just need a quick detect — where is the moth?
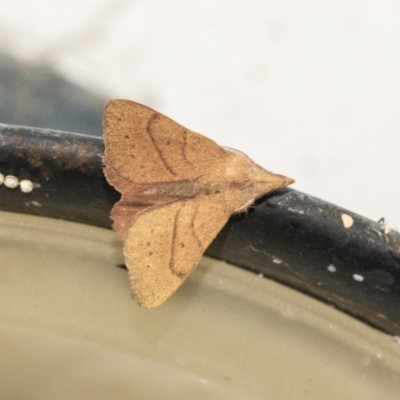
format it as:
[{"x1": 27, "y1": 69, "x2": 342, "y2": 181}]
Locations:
[{"x1": 103, "y1": 99, "x2": 294, "y2": 308}]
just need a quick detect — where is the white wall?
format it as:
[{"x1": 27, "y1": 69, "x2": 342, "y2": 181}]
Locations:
[{"x1": 1, "y1": 0, "x2": 399, "y2": 227}]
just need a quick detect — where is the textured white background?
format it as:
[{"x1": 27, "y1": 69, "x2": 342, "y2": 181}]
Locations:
[{"x1": 1, "y1": 1, "x2": 399, "y2": 227}]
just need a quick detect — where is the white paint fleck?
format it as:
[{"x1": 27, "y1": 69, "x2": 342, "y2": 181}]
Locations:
[
  {"x1": 20, "y1": 179, "x2": 34, "y2": 193},
  {"x1": 30, "y1": 201, "x2": 42, "y2": 207},
  {"x1": 0, "y1": 173, "x2": 4, "y2": 185},
  {"x1": 393, "y1": 336, "x2": 400, "y2": 344},
  {"x1": 327, "y1": 265, "x2": 336, "y2": 273},
  {"x1": 272, "y1": 257, "x2": 282, "y2": 264},
  {"x1": 371, "y1": 227, "x2": 382, "y2": 237},
  {"x1": 4, "y1": 175, "x2": 19, "y2": 189},
  {"x1": 378, "y1": 217, "x2": 397, "y2": 234},
  {"x1": 288, "y1": 207, "x2": 304, "y2": 214},
  {"x1": 353, "y1": 274, "x2": 364, "y2": 282},
  {"x1": 248, "y1": 245, "x2": 261, "y2": 252},
  {"x1": 317, "y1": 282, "x2": 322, "y2": 286},
  {"x1": 377, "y1": 353, "x2": 382, "y2": 359},
  {"x1": 341, "y1": 213, "x2": 354, "y2": 228},
  {"x1": 258, "y1": 273, "x2": 264, "y2": 278}
]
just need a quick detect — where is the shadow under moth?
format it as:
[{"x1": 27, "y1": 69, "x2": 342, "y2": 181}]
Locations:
[{"x1": 103, "y1": 99, "x2": 294, "y2": 308}]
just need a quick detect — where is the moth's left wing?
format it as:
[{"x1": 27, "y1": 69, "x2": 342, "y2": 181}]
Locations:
[{"x1": 124, "y1": 197, "x2": 231, "y2": 308}]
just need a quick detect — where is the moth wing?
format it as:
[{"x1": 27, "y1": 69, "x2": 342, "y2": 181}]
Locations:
[
  {"x1": 104, "y1": 158, "x2": 166, "y2": 241},
  {"x1": 103, "y1": 99, "x2": 226, "y2": 186},
  {"x1": 124, "y1": 197, "x2": 231, "y2": 308}
]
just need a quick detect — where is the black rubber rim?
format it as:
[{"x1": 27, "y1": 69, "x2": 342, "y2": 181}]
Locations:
[{"x1": 1, "y1": 123, "x2": 400, "y2": 335}]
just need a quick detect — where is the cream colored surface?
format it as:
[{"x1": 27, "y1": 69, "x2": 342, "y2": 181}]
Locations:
[{"x1": 1, "y1": 210, "x2": 400, "y2": 399}]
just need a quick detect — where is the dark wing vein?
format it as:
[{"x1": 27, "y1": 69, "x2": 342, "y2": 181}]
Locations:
[
  {"x1": 189, "y1": 203, "x2": 203, "y2": 249},
  {"x1": 146, "y1": 113, "x2": 178, "y2": 176},
  {"x1": 181, "y1": 130, "x2": 195, "y2": 170},
  {"x1": 169, "y1": 204, "x2": 184, "y2": 278},
  {"x1": 168, "y1": 201, "x2": 203, "y2": 278}
]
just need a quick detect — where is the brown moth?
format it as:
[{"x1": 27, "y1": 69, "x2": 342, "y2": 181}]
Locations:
[{"x1": 103, "y1": 99, "x2": 294, "y2": 308}]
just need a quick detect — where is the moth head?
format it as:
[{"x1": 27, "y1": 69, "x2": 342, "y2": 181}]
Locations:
[{"x1": 223, "y1": 148, "x2": 294, "y2": 211}]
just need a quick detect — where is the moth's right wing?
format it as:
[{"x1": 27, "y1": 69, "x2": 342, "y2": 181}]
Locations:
[{"x1": 123, "y1": 197, "x2": 231, "y2": 308}]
